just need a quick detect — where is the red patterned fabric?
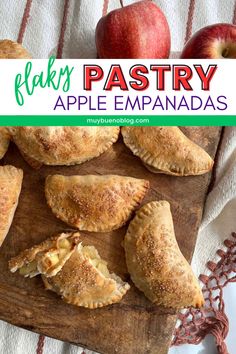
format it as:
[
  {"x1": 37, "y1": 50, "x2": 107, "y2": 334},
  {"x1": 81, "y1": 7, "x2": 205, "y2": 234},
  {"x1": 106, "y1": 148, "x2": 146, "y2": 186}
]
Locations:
[
  {"x1": 36, "y1": 335, "x2": 45, "y2": 354},
  {"x1": 56, "y1": 0, "x2": 71, "y2": 59},
  {"x1": 17, "y1": 0, "x2": 33, "y2": 44}
]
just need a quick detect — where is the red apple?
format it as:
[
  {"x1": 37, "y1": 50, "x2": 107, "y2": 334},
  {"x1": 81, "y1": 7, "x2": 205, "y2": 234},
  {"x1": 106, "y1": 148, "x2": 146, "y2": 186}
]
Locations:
[
  {"x1": 181, "y1": 23, "x2": 236, "y2": 59},
  {"x1": 95, "y1": 0, "x2": 171, "y2": 59}
]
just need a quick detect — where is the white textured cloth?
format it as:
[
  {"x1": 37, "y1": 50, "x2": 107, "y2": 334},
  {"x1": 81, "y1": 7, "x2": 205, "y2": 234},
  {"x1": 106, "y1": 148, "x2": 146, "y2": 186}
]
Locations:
[
  {"x1": 0, "y1": 0, "x2": 235, "y2": 57},
  {"x1": 0, "y1": 1, "x2": 235, "y2": 354},
  {"x1": 169, "y1": 127, "x2": 236, "y2": 354},
  {"x1": 192, "y1": 127, "x2": 236, "y2": 277}
]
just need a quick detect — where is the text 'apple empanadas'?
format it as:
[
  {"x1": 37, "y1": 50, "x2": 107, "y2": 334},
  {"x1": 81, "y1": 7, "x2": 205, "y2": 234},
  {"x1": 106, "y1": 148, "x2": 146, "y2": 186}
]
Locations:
[
  {"x1": 0, "y1": 127, "x2": 10, "y2": 159},
  {"x1": 9, "y1": 127, "x2": 120, "y2": 168},
  {"x1": 122, "y1": 127, "x2": 213, "y2": 176},
  {"x1": 9, "y1": 232, "x2": 130, "y2": 308},
  {"x1": 0, "y1": 165, "x2": 23, "y2": 247},
  {"x1": 124, "y1": 201, "x2": 204, "y2": 309},
  {"x1": 9, "y1": 232, "x2": 80, "y2": 277},
  {"x1": 45, "y1": 174, "x2": 149, "y2": 232},
  {"x1": 42, "y1": 242, "x2": 130, "y2": 309}
]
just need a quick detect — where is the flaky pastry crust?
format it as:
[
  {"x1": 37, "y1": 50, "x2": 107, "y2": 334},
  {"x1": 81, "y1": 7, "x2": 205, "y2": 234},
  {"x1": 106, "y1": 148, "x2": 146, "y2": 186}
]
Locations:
[
  {"x1": 9, "y1": 127, "x2": 120, "y2": 168},
  {"x1": 0, "y1": 165, "x2": 23, "y2": 247},
  {"x1": 0, "y1": 40, "x2": 31, "y2": 59},
  {"x1": 45, "y1": 174, "x2": 149, "y2": 232},
  {"x1": 0, "y1": 127, "x2": 10, "y2": 159},
  {"x1": 122, "y1": 127, "x2": 213, "y2": 176},
  {"x1": 42, "y1": 243, "x2": 130, "y2": 308}
]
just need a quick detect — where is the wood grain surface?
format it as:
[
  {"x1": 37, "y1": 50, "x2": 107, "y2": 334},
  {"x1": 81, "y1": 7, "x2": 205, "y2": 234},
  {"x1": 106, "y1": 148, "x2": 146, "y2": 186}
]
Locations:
[{"x1": 0, "y1": 127, "x2": 221, "y2": 354}]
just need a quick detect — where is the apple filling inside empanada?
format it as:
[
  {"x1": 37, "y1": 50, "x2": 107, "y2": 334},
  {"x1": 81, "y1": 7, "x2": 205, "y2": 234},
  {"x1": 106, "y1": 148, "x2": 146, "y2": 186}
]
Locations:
[
  {"x1": 19, "y1": 260, "x2": 38, "y2": 276},
  {"x1": 10, "y1": 232, "x2": 130, "y2": 309},
  {"x1": 80, "y1": 245, "x2": 111, "y2": 278},
  {"x1": 10, "y1": 232, "x2": 80, "y2": 278},
  {"x1": 19, "y1": 238, "x2": 74, "y2": 277}
]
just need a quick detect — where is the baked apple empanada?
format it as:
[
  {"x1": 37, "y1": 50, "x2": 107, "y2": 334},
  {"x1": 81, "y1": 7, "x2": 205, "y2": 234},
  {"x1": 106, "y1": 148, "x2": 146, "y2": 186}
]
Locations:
[
  {"x1": 45, "y1": 174, "x2": 149, "y2": 232},
  {"x1": 124, "y1": 201, "x2": 204, "y2": 309},
  {"x1": 42, "y1": 242, "x2": 130, "y2": 308},
  {"x1": 0, "y1": 40, "x2": 31, "y2": 59},
  {"x1": 121, "y1": 127, "x2": 213, "y2": 176},
  {"x1": 9, "y1": 127, "x2": 120, "y2": 168},
  {"x1": 0, "y1": 127, "x2": 10, "y2": 159},
  {"x1": 0, "y1": 165, "x2": 23, "y2": 247},
  {"x1": 9, "y1": 232, "x2": 80, "y2": 277}
]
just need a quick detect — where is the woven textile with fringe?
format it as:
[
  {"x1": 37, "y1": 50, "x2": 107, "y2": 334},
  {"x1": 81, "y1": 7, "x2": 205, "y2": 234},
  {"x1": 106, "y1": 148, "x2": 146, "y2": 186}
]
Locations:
[{"x1": 172, "y1": 233, "x2": 236, "y2": 354}]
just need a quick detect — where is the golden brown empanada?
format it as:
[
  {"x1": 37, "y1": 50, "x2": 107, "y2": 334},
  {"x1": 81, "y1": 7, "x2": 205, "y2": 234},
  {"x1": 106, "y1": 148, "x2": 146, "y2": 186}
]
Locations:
[
  {"x1": 0, "y1": 40, "x2": 31, "y2": 59},
  {"x1": 9, "y1": 232, "x2": 80, "y2": 278},
  {"x1": 9, "y1": 127, "x2": 120, "y2": 168},
  {"x1": 0, "y1": 127, "x2": 10, "y2": 159},
  {"x1": 124, "y1": 201, "x2": 204, "y2": 309},
  {"x1": 45, "y1": 174, "x2": 149, "y2": 232},
  {"x1": 121, "y1": 127, "x2": 213, "y2": 176},
  {"x1": 42, "y1": 242, "x2": 130, "y2": 308},
  {"x1": 0, "y1": 165, "x2": 23, "y2": 247}
]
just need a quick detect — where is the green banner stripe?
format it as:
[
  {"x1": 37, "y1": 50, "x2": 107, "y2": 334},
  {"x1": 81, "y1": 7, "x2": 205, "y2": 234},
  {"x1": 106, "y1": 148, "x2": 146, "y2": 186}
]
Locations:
[{"x1": 0, "y1": 115, "x2": 235, "y2": 126}]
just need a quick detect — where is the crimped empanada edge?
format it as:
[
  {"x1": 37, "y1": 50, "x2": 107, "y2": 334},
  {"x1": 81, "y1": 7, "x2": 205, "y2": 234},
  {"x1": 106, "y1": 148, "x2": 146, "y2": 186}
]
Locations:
[
  {"x1": 122, "y1": 129, "x2": 213, "y2": 176},
  {"x1": 42, "y1": 263, "x2": 130, "y2": 309},
  {"x1": 60, "y1": 281, "x2": 130, "y2": 309},
  {"x1": 45, "y1": 177, "x2": 150, "y2": 232},
  {"x1": 12, "y1": 127, "x2": 120, "y2": 166}
]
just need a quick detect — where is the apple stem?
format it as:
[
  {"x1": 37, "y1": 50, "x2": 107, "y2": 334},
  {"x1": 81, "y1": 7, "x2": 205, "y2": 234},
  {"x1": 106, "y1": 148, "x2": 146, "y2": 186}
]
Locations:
[
  {"x1": 120, "y1": 0, "x2": 124, "y2": 7},
  {"x1": 222, "y1": 48, "x2": 229, "y2": 58}
]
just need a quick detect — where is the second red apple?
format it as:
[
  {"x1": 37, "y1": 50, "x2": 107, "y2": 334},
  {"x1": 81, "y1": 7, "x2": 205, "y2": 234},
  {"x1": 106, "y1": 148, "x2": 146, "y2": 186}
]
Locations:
[{"x1": 181, "y1": 23, "x2": 236, "y2": 59}]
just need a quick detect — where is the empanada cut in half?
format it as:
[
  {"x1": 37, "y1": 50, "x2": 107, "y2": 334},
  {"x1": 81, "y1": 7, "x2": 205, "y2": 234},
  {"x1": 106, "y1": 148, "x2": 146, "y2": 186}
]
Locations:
[
  {"x1": 0, "y1": 127, "x2": 10, "y2": 159},
  {"x1": 124, "y1": 201, "x2": 204, "y2": 309},
  {"x1": 9, "y1": 232, "x2": 80, "y2": 277},
  {"x1": 45, "y1": 174, "x2": 149, "y2": 232},
  {"x1": 121, "y1": 127, "x2": 214, "y2": 176},
  {"x1": 0, "y1": 165, "x2": 23, "y2": 247},
  {"x1": 9, "y1": 127, "x2": 120, "y2": 168},
  {"x1": 42, "y1": 243, "x2": 130, "y2": 308}
]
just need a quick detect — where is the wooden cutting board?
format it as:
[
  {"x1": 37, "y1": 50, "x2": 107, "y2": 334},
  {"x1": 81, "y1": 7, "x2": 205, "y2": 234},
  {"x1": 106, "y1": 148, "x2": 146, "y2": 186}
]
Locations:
[{"x1": 0, "y1": 127, "x2": 221, "y2": 354}]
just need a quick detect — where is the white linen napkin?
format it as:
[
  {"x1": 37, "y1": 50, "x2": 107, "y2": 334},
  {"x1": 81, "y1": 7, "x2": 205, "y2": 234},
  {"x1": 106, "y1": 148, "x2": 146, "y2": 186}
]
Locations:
[{"x1": 192, "y1": 127, "x2": 236, "y2": 277}]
